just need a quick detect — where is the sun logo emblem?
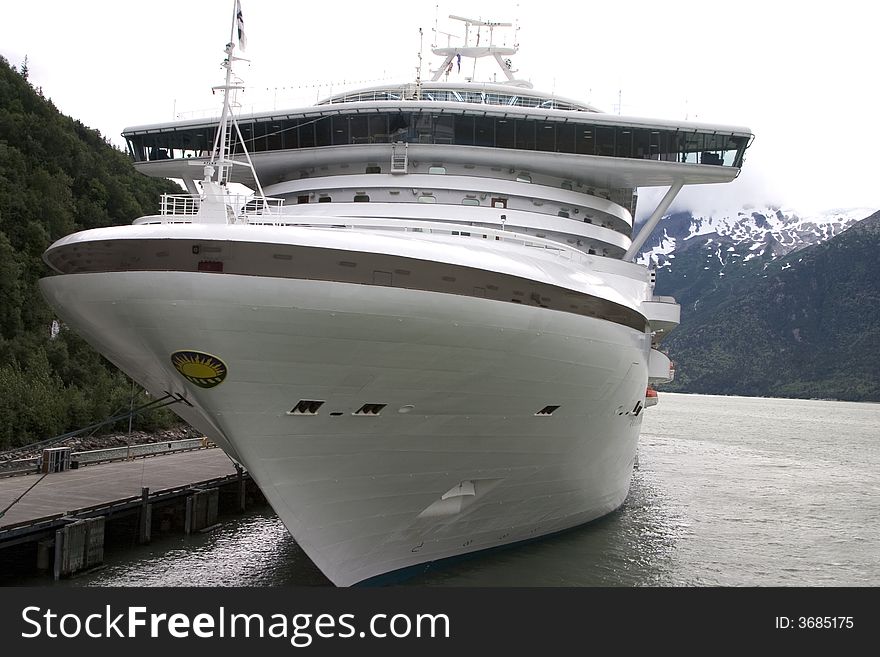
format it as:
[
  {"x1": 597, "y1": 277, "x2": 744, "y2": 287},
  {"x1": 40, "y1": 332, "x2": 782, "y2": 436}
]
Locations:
[{"x1": 170, "y1": 350, "x2": 228, "y2": 388}]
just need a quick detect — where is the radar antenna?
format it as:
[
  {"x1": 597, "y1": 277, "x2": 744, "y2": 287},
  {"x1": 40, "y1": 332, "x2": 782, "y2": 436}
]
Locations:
[{"x1": 430, "y1": 14, "x2": 531, "y2": 87}]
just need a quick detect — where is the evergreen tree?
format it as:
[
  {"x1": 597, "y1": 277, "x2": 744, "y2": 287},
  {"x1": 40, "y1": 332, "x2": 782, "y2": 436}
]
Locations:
[{"x1": 0, "y1": 55, "x2": 181, "y2": 448}]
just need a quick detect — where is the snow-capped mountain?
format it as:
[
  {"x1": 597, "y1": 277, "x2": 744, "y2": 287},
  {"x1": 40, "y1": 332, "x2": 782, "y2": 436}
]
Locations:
[
  {"x1": 636, "y1": 206, "x2": 877, "y2": 273},
  {"x1": 632, "y1": 205, "x2": 879, "y2": 320},
  {"x1": 651, "y1": 209, "x2": 880, "y2": 402}
]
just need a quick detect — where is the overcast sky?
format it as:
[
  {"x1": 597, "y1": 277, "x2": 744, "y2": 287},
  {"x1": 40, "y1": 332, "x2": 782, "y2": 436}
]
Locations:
[{"x1": 5, "y1": 0, "x2": 878, "y2": 218}]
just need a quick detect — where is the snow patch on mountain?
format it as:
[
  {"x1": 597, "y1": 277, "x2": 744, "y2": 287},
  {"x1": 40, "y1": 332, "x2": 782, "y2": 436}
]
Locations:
[{"x1": 637, "y1": 206, "x2": 878, "y2": 270}]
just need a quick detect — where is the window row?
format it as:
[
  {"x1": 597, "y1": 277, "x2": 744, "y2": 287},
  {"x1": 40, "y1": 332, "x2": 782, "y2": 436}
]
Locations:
[
  {"x1": 320, "y1": 87, "x2": 590, "y2": 112},
  {"x1": 291, "y1": 192, "x2": 621, "y2": 230},
  {"x1": 127, "y1": 113, "x2": 750, "y2": 167}
]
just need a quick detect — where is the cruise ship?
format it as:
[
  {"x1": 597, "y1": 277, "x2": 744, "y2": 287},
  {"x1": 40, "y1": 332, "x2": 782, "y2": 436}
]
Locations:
[{"x1": 39, "y1": 15, "x2": 752, "y2": 585}]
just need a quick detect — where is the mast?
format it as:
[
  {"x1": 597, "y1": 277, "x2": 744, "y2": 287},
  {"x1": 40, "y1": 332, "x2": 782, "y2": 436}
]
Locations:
[
  {"x1": 196, "y1": 1, "x2": 271, "y2": 223},
  {"x1": 210, "y1": 40, "x2": 245, "y2": 187}
]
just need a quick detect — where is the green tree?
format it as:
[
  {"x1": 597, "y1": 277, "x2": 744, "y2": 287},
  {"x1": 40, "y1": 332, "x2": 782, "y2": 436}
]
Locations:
[{"x1": 0, "y1": 55, "x2": 182, "y2": 449}]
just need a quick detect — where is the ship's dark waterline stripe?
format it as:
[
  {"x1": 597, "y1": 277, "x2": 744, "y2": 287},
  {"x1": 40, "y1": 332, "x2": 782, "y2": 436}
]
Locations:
[{"x1": 45, "y1": 238, "x2": 648, "y2": 332}]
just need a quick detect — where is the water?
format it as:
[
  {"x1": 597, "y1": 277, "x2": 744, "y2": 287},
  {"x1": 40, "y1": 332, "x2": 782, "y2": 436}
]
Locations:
[{"x1": 32, "y1": 394, "x2": 880, "y2": 586}]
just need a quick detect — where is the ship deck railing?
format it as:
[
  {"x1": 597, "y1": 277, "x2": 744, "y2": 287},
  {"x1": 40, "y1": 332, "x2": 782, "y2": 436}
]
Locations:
[
  {"x1": 159, "y1": 193, "x2": 285, "y2": 218},
  {"x1": 133, "y1": 213, "x2": 617, "y2": 266}
]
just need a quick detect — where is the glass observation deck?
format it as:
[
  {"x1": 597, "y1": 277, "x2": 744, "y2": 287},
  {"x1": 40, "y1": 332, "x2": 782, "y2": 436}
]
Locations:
[
  {"x1": 318, "y1": 86, "x2": 597, "y2": 112},
  {"x1": 125, "y1": 108, "x2": 750, "y2": 169}
]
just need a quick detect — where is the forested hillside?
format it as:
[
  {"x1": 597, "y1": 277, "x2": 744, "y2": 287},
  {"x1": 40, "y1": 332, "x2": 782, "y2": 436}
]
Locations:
[
  {"x1": 0, "y1": 56, "x2": 181, "y2": 449},
  {"x1": 656, "y1": 211, "x2": 880, "y2": 401}
]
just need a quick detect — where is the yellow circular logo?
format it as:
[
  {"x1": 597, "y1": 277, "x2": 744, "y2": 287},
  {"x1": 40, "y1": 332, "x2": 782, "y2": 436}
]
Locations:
[{"x1": 170, "y1": 351, "x2": 228, "y2": 388}]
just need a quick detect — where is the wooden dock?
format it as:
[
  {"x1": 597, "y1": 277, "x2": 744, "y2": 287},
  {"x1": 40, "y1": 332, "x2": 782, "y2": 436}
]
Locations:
[{"x1": 0, "y1": 447, "x2": 257, "y2": 579}]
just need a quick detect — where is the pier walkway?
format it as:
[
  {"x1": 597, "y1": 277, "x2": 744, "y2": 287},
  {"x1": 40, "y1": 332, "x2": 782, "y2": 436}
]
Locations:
[
  {"x1": 0, "y1": 447, "x2": 243, "y2": 548},
  {"x1": 0, "y1": 446, "x2": 259, "y2": 580}
]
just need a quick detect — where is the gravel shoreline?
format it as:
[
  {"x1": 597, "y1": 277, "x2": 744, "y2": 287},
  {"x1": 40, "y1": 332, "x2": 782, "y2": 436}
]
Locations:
[{"x1": 1, "y1": 425, "x2": 203, "y2": 463}]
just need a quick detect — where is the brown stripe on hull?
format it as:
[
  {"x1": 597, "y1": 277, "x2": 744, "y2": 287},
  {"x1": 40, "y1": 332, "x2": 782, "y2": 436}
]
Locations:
[{"x1": 45, "y1": 238, "x2": 648, "y2": 332}]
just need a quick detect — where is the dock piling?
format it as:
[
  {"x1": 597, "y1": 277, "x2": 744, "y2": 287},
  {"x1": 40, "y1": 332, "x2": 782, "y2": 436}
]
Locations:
[
  {"x1": 185, "y1": 487, "x2": 219, "y2": 533},
  {"x1": 85, "y1": 517, "x2": 105, "y2": 567},
  {"x1": 51, "y1": 517, "x2": 106, "y2": 578},
  {"x1": 36, "y1": 539, "x2": 52, "y2": 571},
  {"x1": 235, "y1": 463, "x2": 246, "y2": 512},
  {"x1": 139, "y1": 487, "x2": 151, "y2": 544},
  {"x1": 52, "y1": 529, "x2": 63, "y2": 580}
]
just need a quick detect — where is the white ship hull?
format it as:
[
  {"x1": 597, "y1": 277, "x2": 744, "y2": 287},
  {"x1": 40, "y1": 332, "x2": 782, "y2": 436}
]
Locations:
[
  {"x1": 33, "y1": 6, "x2": 748, "y2": 587},
  {"x1": 40, "y1": 265, "x2": 650, "y2": 586}
]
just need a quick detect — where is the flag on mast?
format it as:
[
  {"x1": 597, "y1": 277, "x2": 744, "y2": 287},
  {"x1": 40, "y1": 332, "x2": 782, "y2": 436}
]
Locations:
[{"x1": 235, "y1": 0, "x2": 247, "y2": 50}]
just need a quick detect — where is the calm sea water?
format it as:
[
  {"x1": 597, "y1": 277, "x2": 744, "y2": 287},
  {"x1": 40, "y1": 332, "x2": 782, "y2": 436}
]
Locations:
[{"x1": 37, "y1": 393, "x2": 880, "y2": 587}]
